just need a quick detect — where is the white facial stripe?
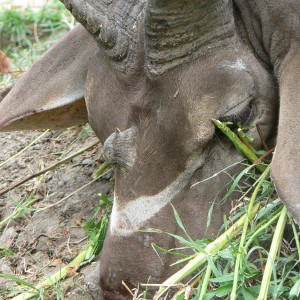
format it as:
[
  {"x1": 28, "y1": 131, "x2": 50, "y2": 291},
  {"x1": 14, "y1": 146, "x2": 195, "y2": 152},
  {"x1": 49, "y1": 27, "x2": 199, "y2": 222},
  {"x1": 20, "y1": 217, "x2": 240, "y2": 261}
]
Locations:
[{"x1": 110, "y1": 152, "x2": 206, "y2": 236}]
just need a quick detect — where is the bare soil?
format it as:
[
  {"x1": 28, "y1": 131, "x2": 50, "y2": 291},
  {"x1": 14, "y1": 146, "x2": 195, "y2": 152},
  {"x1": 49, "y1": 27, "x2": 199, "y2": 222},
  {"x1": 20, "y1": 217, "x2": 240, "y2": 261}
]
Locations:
[{"x1": 0, "y1": 126, "x2": 113, "y2": 299}]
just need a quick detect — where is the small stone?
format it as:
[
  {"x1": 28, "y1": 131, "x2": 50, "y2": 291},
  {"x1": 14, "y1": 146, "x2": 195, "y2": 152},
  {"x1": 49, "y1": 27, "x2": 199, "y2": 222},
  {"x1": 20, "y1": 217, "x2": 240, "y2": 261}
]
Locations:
[
  {"x1": 81, "y1": 159, "x2": 95, "y2": 166},
  {"x1": 72, "y1": 157, "x2": 83, "y2": 164},
  {"x1": 0, "y1": 259, "x2": 14, "y2": 287},
  {"x1": 0, "y1": 227, "x2": 17, "y2": 248}
]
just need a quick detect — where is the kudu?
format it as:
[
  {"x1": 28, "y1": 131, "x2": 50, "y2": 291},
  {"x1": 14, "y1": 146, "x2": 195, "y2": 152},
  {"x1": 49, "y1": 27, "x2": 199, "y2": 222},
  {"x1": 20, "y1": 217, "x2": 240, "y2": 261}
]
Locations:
[{"x1": 0, "y1": 0, "x2": 300, "y2": 299}]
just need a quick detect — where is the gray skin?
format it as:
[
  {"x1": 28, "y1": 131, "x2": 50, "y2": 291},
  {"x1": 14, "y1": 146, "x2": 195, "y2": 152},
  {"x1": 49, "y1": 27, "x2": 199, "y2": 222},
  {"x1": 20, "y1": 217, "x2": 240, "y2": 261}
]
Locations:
[{"x1": 0, "y1": 0, "x2": 299, "y2": 299}]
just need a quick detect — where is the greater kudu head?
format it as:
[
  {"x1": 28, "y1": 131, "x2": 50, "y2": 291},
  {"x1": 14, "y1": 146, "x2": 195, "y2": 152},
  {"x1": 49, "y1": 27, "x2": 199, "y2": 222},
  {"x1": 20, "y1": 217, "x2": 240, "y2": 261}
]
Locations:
[{"x1": 1, "y1": 0, "x2": 296, "y2": 299}]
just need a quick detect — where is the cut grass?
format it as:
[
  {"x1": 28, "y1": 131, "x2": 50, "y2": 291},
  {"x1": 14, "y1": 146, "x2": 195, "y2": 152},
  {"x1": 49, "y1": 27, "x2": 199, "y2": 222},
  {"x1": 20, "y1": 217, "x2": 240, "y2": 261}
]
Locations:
[
  {"x1": 1, "y1": 120, "x2": 299, "y2": 299},
  {"x1": 139, "y1": 121, "x2": 300, "y2": 300}
]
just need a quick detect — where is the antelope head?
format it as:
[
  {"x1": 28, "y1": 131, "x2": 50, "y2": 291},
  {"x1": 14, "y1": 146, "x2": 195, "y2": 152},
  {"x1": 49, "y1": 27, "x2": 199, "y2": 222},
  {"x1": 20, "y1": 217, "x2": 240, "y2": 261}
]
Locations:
[{"x1": 1, "y1": 0, "x2": 300, "y2": 299}]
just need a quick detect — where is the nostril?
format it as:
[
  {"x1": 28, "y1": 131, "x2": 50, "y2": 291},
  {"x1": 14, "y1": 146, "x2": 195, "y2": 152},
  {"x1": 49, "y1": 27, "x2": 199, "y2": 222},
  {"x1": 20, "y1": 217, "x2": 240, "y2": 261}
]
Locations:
[{"x1": 103, "y1": 126, "x2": 137, "y2": 170}]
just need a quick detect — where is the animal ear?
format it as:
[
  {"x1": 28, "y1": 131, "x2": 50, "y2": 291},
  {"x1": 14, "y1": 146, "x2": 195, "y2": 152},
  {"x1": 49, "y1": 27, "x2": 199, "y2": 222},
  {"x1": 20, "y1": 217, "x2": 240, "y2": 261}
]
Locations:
[
  {"x1": 271, "y1": 48, "x2": 300, "y2": 224},
  {"x1": 0, "y1": 25, "x2": 98, "y2": 131}
]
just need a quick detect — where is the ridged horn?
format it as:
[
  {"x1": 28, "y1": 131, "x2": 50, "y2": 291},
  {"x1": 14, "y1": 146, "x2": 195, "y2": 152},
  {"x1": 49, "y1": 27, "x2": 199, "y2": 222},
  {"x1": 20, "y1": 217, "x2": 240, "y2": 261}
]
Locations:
[
  {"x1": 60, "y1": 0, "x2": 146, "y2": 72},
  {"x1": 145, "y1": 0, "x2": 236, "y2": 75}
]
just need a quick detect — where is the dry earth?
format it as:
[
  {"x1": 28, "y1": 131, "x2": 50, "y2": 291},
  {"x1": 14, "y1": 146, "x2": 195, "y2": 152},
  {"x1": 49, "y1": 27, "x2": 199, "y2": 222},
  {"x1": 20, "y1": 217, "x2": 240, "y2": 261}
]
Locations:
[{"x1": 0, "y1": 126, "x2": 113, "y2": 299}]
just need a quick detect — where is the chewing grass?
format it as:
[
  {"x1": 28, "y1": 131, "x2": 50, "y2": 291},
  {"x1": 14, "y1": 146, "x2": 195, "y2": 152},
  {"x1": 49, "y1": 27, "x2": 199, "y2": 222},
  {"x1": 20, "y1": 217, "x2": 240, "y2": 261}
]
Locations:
[{"x1": 143, "y1": 121, "x2": 300, "y2": 300}]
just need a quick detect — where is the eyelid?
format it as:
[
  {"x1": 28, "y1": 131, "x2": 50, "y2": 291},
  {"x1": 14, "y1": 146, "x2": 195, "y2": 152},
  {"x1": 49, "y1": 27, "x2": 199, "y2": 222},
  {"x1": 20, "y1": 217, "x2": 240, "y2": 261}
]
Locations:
[{"x1": 219, "y1": 102, "x2": 253, "y2": 125}]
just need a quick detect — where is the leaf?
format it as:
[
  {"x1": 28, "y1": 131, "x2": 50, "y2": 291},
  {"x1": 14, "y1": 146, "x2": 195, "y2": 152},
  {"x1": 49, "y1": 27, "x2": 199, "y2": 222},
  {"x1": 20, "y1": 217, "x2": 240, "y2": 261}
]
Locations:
[
  {"x1": 210, "y1": 273, "x2": 234, "y2": 283},
  {"x1": 239, "y1": 286, "x2": 257, "y2": 300},
  {"x1": 0, "y1": 248, "x2": 15, "y2": 257},
  {"x1": 171, "y1": 204, "x2": 193, "y2": 242},
  {"x1": 223, "y1": 164, "x2": 254, "y2": 200},
  {"x1": 206, "y1": 200, "x2": 215, "y2": 228},
  {"x1": 206, "y1": 256, "x2": 221, "y2": 278},
  {"x1": 0, "y1": 273, "x2": 39, "y2": 291},
  {"x1": 289, "y1": 279, "x2": 300, "y2": 299},
  {"x1": 99, "y1": 194, "x2": 113, "y2": 207},
  {"x1": 203, "y1": 283, "x2": 233, "y2": 300}
]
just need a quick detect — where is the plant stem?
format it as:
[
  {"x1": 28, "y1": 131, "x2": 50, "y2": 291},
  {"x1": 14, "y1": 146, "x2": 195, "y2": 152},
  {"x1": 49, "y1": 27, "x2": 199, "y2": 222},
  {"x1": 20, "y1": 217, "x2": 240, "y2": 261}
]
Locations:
[
  {"x1": 154, "y1": 203, "x2": 260, "y2": 299},
  {"x1": 0, "y1": 140, "x2": 100, "y2": 196},
  {"x1": 230, "y1": 166, "x2": 270, "y2": 300},
  {"x1": 10, "y1": 212, "x2": 109, "y2": 300},
  {"x1": 11, "y1": 247, "x2": 89, "y2": 300},
  {"x1": 237, "y1": 128, "x2": 258, "y2": 154},
  {"x1": 257, "y1": 206, "x2": 288, "y2": 300},
  {"x1": 291, "y1": 218, "x2": 300, "y2": 261},
  {"x1": 212, "y1": 119, "x2": 265, "y2": 173},
  {"x1": 0, "y1": 195, "x2": 39, "y2": 229},
  {"x1": 94, "y1": 161, "x2": 110, "y2": 178},
  {"x1": 199, "y1": 265, "x2": 212, "y2": 300},
  {"x1": 244, "y1": 209, "x2": 282, "y2": 250}
]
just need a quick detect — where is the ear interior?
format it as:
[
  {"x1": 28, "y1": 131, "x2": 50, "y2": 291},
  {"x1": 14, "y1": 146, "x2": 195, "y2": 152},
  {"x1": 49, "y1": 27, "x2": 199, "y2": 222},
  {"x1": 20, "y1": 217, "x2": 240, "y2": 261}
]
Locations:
[
  {"x1": 0, "y1": 25, "x2": 98, "y2": 132},
  {"x1": 0, "y1": 98, "x2": 87, "y2": 131},
  {"x1": 271, "y1": 48, "x2": 300, "y2": 224}
]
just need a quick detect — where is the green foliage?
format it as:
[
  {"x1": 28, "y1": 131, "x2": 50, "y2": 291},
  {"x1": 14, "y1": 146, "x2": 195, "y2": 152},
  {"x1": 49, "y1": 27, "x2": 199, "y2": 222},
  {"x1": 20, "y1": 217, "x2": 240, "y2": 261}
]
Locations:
[
  {"x1": 0, "y1": 1, "x2": 73, "y2": 48},
  {"x1": 147, "y1": 121, "x2": 300, "y2": 300},
  {"x1": 82, "y1": 194, "x2": 112, "y2": 258},
  {"x1": 0, "y1": 1, "x2": 74, "y2": 87}
]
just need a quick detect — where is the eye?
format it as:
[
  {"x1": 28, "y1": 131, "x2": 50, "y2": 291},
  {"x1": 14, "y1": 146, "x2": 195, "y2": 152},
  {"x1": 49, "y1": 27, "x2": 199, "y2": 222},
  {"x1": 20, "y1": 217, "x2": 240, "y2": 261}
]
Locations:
[{"x1": 219, "y1": 102, "x2": 253, "y2": 126}]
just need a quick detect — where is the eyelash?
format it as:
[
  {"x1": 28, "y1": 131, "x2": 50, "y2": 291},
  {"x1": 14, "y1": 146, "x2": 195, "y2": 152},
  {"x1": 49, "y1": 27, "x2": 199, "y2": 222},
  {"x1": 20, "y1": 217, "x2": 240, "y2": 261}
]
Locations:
[{"x1": 219, "y1": 104, "x2": 253, "y2": 125}]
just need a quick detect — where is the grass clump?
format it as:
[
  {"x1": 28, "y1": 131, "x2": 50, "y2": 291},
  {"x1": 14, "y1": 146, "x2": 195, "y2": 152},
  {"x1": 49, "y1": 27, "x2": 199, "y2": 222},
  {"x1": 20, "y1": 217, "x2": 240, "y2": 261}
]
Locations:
[
  {"x1": 0, "y1": 0, "x2": 75, "y2": 87},
  {"x1": 141, "y1": 121, "x2": 300, "y2": 300},
  {"x1": 0, "y1": 1, "x2": 73, "y2": 49}
]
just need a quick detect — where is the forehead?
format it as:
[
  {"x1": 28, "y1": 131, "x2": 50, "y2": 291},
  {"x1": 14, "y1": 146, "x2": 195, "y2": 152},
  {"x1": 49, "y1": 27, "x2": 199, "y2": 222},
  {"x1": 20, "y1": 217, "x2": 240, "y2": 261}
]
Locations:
[{"x1": 136, "y1": 52, "x2": 256, "y2": 114}]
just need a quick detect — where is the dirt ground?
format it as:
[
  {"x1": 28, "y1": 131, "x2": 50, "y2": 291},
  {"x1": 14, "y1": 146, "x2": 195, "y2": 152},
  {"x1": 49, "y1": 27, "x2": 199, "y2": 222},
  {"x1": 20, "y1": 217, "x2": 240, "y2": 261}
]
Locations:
[{"x1": 0, "y1": 126, "x2": 113, "y2": 299}]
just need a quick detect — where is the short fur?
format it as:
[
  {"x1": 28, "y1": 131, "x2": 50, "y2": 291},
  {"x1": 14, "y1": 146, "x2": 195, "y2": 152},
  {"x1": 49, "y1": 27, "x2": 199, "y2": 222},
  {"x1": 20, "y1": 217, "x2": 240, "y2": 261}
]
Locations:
[{"x1": 0, "y1": 1, "x2": 299, "y2": 299}]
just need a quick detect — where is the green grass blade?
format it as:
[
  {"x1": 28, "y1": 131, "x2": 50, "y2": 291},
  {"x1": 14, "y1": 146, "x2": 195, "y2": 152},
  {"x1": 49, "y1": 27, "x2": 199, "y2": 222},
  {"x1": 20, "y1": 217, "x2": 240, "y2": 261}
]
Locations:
[
  {"x1": 212, "y1": 119, "x2": 265, "y2": 173},
  {"x1": 230, "y1": 166, "x2": 270, "y2": 300},
  {"x1": 0, "y1": 273, "x2": 38, "y2": 291},
  {"x1": 257, "y1": 206, "x2": 288, "y2": 300},
  {"x1": 154, "y1": 203, "x2": 260, "y2": 299}
]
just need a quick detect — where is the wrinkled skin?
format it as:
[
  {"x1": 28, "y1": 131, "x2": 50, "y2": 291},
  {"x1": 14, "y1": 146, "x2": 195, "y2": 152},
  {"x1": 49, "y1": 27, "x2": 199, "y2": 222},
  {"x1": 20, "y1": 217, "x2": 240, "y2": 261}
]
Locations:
[
  {"x1": 95, "y1": 47, "x2": 277, "y2": 298},
  {"x1": 0, "y1": 0, "x2": 300, "y2": 299}
]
